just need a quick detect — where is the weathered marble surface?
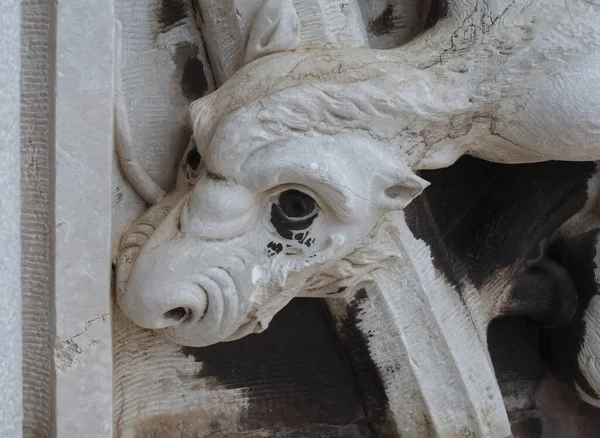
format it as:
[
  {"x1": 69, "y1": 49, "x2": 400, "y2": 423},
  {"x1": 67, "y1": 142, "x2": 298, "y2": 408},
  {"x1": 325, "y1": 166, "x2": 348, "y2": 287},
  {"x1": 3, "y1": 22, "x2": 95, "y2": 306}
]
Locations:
[
  {"x1": 1, "y1": 0, "x2": 22, "y2": 436},
  {"x1": 53, "y1": 0, "x2": 115, "y2": 436}
]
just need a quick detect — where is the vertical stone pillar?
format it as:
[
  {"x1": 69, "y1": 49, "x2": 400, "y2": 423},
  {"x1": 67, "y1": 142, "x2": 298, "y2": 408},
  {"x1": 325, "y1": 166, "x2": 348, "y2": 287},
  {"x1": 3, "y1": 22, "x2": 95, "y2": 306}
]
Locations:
[
  {"x1": 53, "y1": 1, "x2": 115, "y2": 436},
  {"x1": 0, "y1": 0, "x2": 23, "y2": 436}
]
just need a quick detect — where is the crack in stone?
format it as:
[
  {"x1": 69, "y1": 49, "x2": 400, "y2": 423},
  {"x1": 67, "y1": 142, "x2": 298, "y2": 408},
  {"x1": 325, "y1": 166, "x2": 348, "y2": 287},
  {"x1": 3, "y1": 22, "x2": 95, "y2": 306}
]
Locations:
[{"x1": 64, "y1": 313, "x2": 110, "y2": 342}]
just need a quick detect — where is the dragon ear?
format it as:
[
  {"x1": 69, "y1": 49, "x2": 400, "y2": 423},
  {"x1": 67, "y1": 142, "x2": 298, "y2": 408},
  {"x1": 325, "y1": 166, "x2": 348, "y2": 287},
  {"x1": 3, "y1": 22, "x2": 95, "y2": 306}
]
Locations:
[
  {"x1": 244, "y1": 0, "x2": 300, "y2": 64},
  {"x1": 377, "y1": 162, "x2": 430, "y2": 211}
]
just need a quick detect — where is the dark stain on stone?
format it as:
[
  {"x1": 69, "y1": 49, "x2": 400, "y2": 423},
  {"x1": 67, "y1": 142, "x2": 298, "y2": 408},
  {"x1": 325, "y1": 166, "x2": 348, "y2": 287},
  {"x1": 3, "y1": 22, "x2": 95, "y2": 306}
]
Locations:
[
  {"x1": 159, "y1": 0, "x2": 187, "y2": 30},
  {"x1": 404, "y1": 190, "x2": 463, "y2": 289},
  {"x1": 206, "y1": 171, "x2": 226, "y2": 182},
  {"x1": 367, "y1": 5, "x2": 396, "y2": 36},
  {"x1": 488, "y1": 317, "x2": 545, "y2": 431},
  {"x1": 182, "y1": 298, "x2": 380, "y2": 435},
  {"x1": 112, "y1": 185, "x2": 123, "y2": 206},
  {"x1": 510, "y1": 417, "x2": 543, "y2": 438},
  {"x1": 335, "y1": 289, "x2": 400, "y2": 437},
  {"x1": 172, "y1": 42, "x2": 210, "y2": 102},
  {"x1": 181, "y1": 57, "x2": 209, "y2": 101},
  {"x1": 326, "y1": 287, "x2": 348, "y2": 296},
  {"x1": 540, "y1": 230, "x2": 600, "y2": 400},
  {"x1": 405, "y1": 156, "x2": 594, "y2": 289},
  {"x1": 425, "y1": 0, "x2": 449, "y2": 29}
]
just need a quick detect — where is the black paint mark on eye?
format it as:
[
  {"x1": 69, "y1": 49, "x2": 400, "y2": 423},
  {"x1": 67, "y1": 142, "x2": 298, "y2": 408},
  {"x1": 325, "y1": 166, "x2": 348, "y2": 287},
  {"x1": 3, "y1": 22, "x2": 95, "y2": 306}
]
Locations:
[
  {"x1": 270, "y1": 204, "x2": 317, "y2": 240},
  {"x1": 305, "y1": 238, "x2": 313, "y2": 247},
  {"x1": 159, "y1": 0, "x2": 187, "y2": 29},
  {"x1": 186, "y1": 146, "x2": 201, "y2": 171},
  {"x1": 279, "y1": 190, "x2": 316, "y2": 218},
  {"x1": 267, "y1": 241, "x2": 283, "y2": 258}
]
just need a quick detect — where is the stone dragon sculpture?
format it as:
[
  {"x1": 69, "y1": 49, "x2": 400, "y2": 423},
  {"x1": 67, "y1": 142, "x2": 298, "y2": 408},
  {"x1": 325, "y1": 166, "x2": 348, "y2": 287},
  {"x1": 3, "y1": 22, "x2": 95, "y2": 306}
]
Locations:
[{"x1": 114, "y1": 0, "x2": 600, "y2": 425}]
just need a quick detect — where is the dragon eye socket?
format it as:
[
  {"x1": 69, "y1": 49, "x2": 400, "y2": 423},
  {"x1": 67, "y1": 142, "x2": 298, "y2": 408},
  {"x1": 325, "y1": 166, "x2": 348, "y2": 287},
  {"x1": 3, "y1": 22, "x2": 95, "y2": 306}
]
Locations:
[
  {"x1": 278, "y1": 190, "x2": 316, "y2": 218},
  {"x1": 186, "y1": 146, "x2": 201, "y2": 171}
]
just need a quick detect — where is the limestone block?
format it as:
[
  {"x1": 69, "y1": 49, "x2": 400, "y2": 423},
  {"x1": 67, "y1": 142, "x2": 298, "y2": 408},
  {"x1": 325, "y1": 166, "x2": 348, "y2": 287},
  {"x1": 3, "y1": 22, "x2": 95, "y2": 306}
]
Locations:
[{"x1": 53, "y1": 0, "x2": 115, "y2": 436}]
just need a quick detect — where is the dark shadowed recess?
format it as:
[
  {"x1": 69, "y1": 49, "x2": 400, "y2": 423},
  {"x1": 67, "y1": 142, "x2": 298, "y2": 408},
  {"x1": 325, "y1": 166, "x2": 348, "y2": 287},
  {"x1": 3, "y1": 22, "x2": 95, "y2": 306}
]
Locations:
[
  {"x1": 488, "y1": 316, "x2": 600, "y2": 438},
  {"x1": 181, "y1": 56, "x2": 208, "y2": 101},
  {"x1": 488, "y1": 317, "x2": 545, "y2": 438},
  {"x1": 367, "y1": 4, "x2": 396, "y2": 36},
  {"x1": 411, "y1": 156, "x2": 597, "y2": 436},
  {"x1": 405, "y1": 156, "x2": 594, "y2": 288},
  {"x1": 541, "y1": 231, "x2": 600, "y2": 400},
  {"x1": 157, "y1": 0, "x2": 211, "y2": 102},
  {"x1": 425, "y1": 0, "x2": 448, "y2": 29},
  {"x1": 159, "y1": 0, "x2": 187, "y2": 30},
  {"x1": 172, "y1": 42, "x2": 210, "y2": 101},
  {"x1": 182, "y1": 298, "x2": 394, "y2": 437},
  {"x1": 365, "y1": 0, "x2": 448, "y2": 37}
]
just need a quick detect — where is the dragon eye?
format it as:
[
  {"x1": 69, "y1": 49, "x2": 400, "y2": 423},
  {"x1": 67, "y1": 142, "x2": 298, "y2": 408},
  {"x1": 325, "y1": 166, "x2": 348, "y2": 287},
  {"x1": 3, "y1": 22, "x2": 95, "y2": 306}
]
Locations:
[
  {"x1": 278, "y1": 190, "x2": 316, "y2": 218},
  {"x1": 186, "y1": 147, "x2": 201, "y2": 171}
]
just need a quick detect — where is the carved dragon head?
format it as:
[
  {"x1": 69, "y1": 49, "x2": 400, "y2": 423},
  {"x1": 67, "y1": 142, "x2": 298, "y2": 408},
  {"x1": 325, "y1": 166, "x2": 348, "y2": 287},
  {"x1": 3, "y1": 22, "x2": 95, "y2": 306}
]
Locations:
[
  {"x1": 113, "y1": 0, "x2": 600, "y2": 418},
  {"x1": 115, "y1": 69, "x2": 431, "y2": 346}
]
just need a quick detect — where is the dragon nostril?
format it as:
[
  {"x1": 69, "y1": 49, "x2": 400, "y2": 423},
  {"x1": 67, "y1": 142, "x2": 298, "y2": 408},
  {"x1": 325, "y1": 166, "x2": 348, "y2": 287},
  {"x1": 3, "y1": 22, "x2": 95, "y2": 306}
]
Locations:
[{"x1": 163, "y1": 307, "x2": 190, "y2": 323}]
